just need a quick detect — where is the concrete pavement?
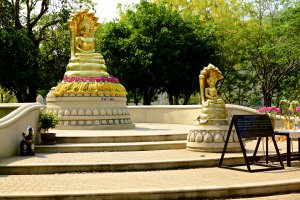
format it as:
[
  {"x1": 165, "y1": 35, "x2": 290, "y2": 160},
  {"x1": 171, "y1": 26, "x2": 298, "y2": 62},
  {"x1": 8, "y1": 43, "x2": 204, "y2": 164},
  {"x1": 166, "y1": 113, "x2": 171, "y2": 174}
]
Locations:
[
  {"x1": 0, "y1": 123, "x2": 300, "y2": 199},
  {"x1": 1, "y1": 163, "x2": 300, "y2": 199}
]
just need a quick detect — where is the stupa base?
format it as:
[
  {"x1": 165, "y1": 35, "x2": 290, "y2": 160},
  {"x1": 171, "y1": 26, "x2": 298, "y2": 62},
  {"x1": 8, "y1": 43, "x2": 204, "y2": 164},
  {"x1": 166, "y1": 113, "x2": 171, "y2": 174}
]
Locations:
[
  {"x1": 46, "y1": 88, "x2": 135, "y2": 130},
  {"x1": 186, "y1": 125, "x2": 241, "y2": 153}
]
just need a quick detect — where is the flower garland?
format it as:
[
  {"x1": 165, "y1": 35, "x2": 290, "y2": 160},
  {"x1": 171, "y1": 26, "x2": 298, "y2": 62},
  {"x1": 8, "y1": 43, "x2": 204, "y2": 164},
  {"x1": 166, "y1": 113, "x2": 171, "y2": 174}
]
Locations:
[{"x1": 63, "y1": 76, "x2": 119, "y2": 83}]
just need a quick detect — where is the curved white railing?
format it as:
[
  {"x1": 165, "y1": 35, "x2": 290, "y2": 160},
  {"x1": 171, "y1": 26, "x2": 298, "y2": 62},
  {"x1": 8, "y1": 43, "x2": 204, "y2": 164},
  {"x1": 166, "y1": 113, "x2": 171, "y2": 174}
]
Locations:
[{"x1": 0, "y1": 103, "x2": 43, "y2": 158}]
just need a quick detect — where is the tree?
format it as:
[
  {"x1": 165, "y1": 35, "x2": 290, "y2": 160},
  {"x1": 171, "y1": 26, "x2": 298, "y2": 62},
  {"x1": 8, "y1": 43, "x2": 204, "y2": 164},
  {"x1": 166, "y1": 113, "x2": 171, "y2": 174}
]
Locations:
[
  {"x1": 154, "y1": 0, "x2": 300, "y2": 107},
  {"x1": 97, "y1": 20, "x2": 153, "y2": 105},
  {"x1": 272, "y1": 1, "x2": 300, "y2": 104},
  {"x1": 39, "y1": 19, "x2": 71, "y2": 96},
  {"x1": 0, "y1": 0, "x2": 94, "y2": 102},
  {"x1": 158, "y1": 16, "x2": 216, "y2": 105},
  {"x1": 98, "y1": 0, "x2": 216, "y2": 105},
  {"x1": 0, "y1": 29, "x2": 39, "y2": 102},
  {"x1": 237, "y1": 0, "x2": 300, "y2": 106},
  {"x1": 154, "y1": 0, "x2": 259, "y2": 106}
]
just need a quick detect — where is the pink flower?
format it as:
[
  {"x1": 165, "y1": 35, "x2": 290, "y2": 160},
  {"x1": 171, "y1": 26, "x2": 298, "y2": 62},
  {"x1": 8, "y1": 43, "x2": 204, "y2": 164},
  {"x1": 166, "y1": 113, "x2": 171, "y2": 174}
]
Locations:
[
  {"x1": 95, "y1": 77, "x2": 102, "y2": 82},
  {"x1": 87, "y1": 76, "x2": 94, "y2": 82},
  {"x1": 258, "y1": 107, "x2": 268, "y2": 113},
  {"x1": 258, "y1": 106, "x2": 280, "y2": 117},
  {"x1": 111, "y1": 77, "x2": 119, "y2": 83}
]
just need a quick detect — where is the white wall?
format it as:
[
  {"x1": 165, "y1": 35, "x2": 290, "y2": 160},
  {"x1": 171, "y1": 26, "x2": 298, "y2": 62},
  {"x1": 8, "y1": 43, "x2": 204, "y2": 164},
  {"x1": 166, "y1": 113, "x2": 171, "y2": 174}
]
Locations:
[
  {"x1": 128, "y1": 104, "x2": 258, "y2": 125},
  {"x1": 128, "y1": 105, "x2": 202, "y2": 125}
]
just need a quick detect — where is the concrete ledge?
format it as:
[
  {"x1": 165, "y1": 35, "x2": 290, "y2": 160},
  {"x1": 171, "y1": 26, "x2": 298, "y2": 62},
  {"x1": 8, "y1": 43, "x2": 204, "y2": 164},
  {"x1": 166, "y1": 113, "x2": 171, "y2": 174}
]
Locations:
[
  {"x1": 35, "y1": 141, "x2": 187, "y2": 153},
  {"x1": 128, "y1": 105, "x2": 202, "y2": 125},
  {"x1": 56, "y1": 133, "x2": 187, "y2": 143},
  {"x1": 128, "y1": 104, "x2": 258, "y2": 125},
  {"x1": 56, "y1": 123, "x2": 135, "y2": 130}
]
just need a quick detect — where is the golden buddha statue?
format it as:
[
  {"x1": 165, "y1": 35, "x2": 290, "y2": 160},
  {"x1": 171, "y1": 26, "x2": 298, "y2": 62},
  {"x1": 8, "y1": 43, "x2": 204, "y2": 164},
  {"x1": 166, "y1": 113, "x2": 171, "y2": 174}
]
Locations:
[
  {"x1": 64, "y1": 11, "x2": 109, "y2": 78},
  {"x1": 199, "y1": 64, "x2": 227, "y2": 125},
  {"x1": 46, "y1": 9, "x2": 134, "y2": 131},
  {"x1": 52, "y1": 9, "x2": 127, "y2": 97},
  {"x1": 75, "y1": 18, "x2": 95, "y2": 53},
  {"x1": 203, "y1": 68, "x2": 224, "y2": 105}
]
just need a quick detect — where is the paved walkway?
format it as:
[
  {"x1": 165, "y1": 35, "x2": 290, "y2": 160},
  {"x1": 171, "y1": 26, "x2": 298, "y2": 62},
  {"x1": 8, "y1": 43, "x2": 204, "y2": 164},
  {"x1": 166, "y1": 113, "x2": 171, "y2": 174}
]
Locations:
[
  {"x1": 1, "y1": 146, "x2": 300, "y2": 199},
  {"x1": 0, "y1": 123, "x2": 299, "y2": 199},
  {"x1": 1, "y1": 163, "x2": 300, "y2": 198},
  {"x1": 0, "y1": 149, "x2": 221, "y2": 165}
]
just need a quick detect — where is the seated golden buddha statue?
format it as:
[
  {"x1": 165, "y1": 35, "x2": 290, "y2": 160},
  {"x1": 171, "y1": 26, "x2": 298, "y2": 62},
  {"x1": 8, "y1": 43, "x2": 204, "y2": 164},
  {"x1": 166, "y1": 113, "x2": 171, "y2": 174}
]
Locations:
[
  {"x1": 52, "y1": 10, "x2": 127, "y2": 97},
  {"x1": 76, "y1": 24, "x2": 95, "y2": 53},
  {"x1": 199, "y1": 64, "x2": 227, "y2": 125},
  {"x1": 64, "y1": 12, "x2": 109, "y2": 78},
  {"x1": 204, "y1": 70, "x2": 224, "y2": 105}
]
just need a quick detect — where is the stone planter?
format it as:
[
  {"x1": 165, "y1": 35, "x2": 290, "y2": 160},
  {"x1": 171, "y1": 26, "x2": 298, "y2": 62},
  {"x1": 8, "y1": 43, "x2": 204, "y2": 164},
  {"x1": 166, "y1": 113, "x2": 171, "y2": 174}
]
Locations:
[{"x1": 40, "y1": 133, "x2": 56, "y2": 145}]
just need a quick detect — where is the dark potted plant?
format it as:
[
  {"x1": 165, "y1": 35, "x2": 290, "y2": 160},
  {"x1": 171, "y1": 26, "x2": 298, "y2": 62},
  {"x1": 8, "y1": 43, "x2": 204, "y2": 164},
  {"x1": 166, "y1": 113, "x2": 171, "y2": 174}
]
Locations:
[{"x1": 38, "y1": 111, "x2": 59, "y2": 145}]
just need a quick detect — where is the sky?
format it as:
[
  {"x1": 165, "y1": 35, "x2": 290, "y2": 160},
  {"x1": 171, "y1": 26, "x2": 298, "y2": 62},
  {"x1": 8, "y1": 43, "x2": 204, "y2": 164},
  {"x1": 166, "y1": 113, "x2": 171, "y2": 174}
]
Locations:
[{"x1": 94, "y1": 0, "x2": 140, "y2": 22}]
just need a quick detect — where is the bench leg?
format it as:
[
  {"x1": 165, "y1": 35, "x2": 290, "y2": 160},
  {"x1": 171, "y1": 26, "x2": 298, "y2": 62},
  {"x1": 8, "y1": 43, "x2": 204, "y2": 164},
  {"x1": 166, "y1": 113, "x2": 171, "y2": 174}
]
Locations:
[
  {"x1": 287, "y1": 136, "x2": 291, "y2": 167},
  {"x1": 298, "y1": 138, "x2": 300, "y2": 161}
]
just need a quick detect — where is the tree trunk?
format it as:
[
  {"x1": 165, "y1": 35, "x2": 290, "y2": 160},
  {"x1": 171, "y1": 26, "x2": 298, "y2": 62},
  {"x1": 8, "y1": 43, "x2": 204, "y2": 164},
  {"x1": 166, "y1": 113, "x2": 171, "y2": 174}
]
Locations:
[
  {"x1": 183, "y1": 94, "x2": 190, "y2": 105},
  {"x1": 143, "y1": 91, "x2": 151, "y2": 105},
  {"x1": 27, "y1": 85, "x2": 37, "y2": 102},
  {"x1": 174, "y1": 96, "x2": 179, "y2": 105},
  {"x1": 134, "y1": 99, "x2": 139, "y2": 105},
  {"x1": 262, "y1": 84, "x2": 272, "y2": 107},
  {"x1": 264, "y1": 93, "x2": 272, "y2": 107},
  {"x1": 167, "y1": 93, "x2": 173, "y2": 105},
  {"x1": 133, "y1": 91, "x2": 139, "y2": 105},
  {"x1": 14, "y1": 90, "x2": 26, "y2": 103}
]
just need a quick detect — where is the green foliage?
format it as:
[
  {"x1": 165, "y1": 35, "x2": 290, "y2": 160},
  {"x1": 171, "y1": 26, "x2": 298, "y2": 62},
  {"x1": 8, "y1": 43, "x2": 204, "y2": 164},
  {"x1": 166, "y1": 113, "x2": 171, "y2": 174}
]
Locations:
[
  {"x1": 1, "y1": 0, "x2": 298, "y2": 106},
  {"x1": 0, "y1": 29, "x2": 40, "y2": 102},
  {"x1": 155, "y1": 0, "x2": 256, "y2": 105},
  {"x1": 0, "y1": 87, "x2": 17, "y2": 103},
  {"x1": 155, "y1": 0, "x2": 300, "y2": 107},
  {"x1": 38, "y1": 111, "x2": 59, "y2": 133},
  {"x1": 0, "y1": 0, "x2": 94, "y2": 102},
  {"x1": 0, "y1": 0, "x2": 14, "y2": 29},
  {"x1": 236, "y1": 0, "x2": 300, "y2": 106},
  {"x1": 39, "y1": 22, "x2": 70, "y2": 90},
  {"x1": 97, "y1": 0, "x2": 216, "y2": 105},
  {"x1": 273, "y1": 1, "x2": 300, "y2": 103},
  {"x1": 219, "y1": 65, "x2": 260, "y2": 106}
]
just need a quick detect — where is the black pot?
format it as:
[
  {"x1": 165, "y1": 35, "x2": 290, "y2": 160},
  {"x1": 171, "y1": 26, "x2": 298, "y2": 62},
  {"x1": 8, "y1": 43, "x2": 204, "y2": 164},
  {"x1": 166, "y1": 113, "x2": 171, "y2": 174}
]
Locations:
[{"x1": 41, "y1": 133, "x2": 56, "y2": 145}]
